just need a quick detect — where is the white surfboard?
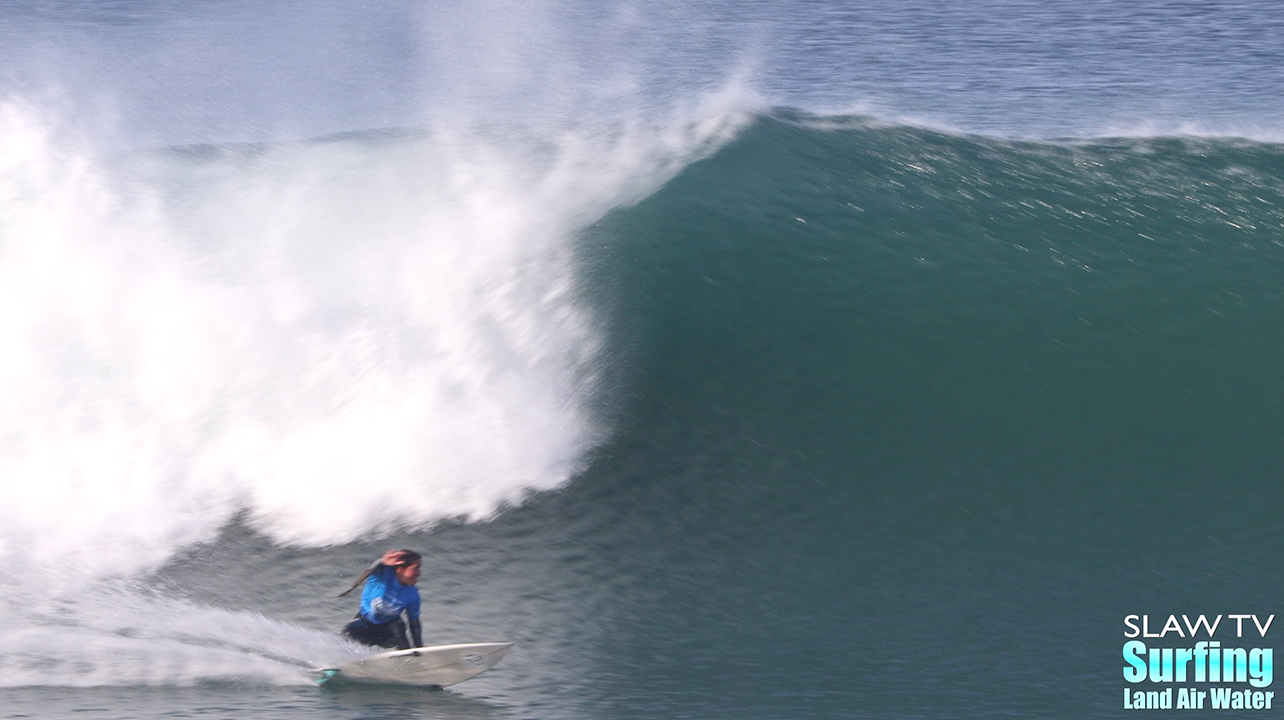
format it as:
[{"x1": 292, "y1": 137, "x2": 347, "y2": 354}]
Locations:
[{"x1": 316, "y1": 642, "x2": 514, "y2": 687}]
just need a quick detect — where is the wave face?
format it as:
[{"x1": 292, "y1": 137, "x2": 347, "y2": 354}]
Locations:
[
  {"x1": 594, "y1": 115, "x2": 1284, "y2": 482},
  {"x1": 557, "y1": 116, "x2": 1284, "y2": 718}
]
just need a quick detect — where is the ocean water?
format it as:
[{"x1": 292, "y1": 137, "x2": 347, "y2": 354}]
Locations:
[{"x1": 2, "y1": 2, "x2": 1284, "y2": 718}]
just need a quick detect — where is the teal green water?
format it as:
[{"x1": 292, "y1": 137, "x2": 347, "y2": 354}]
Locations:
[
  {"x1": 565, "y1": 115, "x2": 1284, "y2": 716},
  {"x1": 595, "y1": 116, "x2": 1284, "y2": 481}
]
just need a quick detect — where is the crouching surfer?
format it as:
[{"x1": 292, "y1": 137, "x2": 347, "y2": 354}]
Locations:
[{"x1": 338, "y1": 549, "x2": 423, "y2": 650}]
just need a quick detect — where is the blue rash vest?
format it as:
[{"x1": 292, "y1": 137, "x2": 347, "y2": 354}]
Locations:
[{"x1": 359, "y1": 565, "x2": 421, "y2": 625}]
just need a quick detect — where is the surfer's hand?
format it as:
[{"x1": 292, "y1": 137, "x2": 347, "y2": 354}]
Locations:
[{"x1": 380, "y1": 549, "x2": 407, "y2": 566}]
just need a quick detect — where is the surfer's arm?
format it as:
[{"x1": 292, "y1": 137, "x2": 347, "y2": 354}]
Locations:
[
  {"x1": 406, "y1": 591, "x2": 423, "y2": 646},
  {"x1": 408, "y1": 616, "x2": 423, "y2": 647}
]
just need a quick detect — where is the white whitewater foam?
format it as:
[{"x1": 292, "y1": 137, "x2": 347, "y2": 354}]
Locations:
[
  {"x1": 0, "y1": 91, "x2": 753, "y2": 587},
  {"x1": 0, "y1": 88, "x2": 753, "y2": 687}
]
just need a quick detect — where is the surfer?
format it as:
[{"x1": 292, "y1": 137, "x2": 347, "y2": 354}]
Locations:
[{"x1": 338, "y1": 549, "x2": 423, "y2": 650}]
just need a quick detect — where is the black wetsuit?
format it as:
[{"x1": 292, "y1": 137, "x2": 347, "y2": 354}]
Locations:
[{"x1": 342, "y1": 614, "x2": 421, "y2": 649}]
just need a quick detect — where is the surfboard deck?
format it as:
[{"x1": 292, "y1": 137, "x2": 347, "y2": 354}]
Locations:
[{"x1": 314, "y1": 642, "x2": 514, "y2": 687}]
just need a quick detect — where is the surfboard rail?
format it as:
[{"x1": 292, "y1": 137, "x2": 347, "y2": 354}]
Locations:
[{"x1": 315, "y1": 642, "x2": 514, "y2": 687}]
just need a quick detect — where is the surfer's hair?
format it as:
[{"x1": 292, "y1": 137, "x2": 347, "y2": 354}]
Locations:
[
  {"x1": 393, "y1": 549, "x2": 421, "y2": 566},
  {"x1": 336, "y1": 549, "x2": 422, "y2": 598}
]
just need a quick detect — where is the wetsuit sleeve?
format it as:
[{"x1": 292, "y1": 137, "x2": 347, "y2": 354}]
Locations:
[{"x1": 409, "y1": 617, "x2": 423, "y2": 648}]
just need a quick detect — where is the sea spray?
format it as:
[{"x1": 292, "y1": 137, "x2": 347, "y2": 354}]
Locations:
[
  {"x1": 0, "y1": 581, "x2": 354, "y2": 687},
  {"x1": 0, "y1": 94, "x2": 751, "y2": 579}
]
